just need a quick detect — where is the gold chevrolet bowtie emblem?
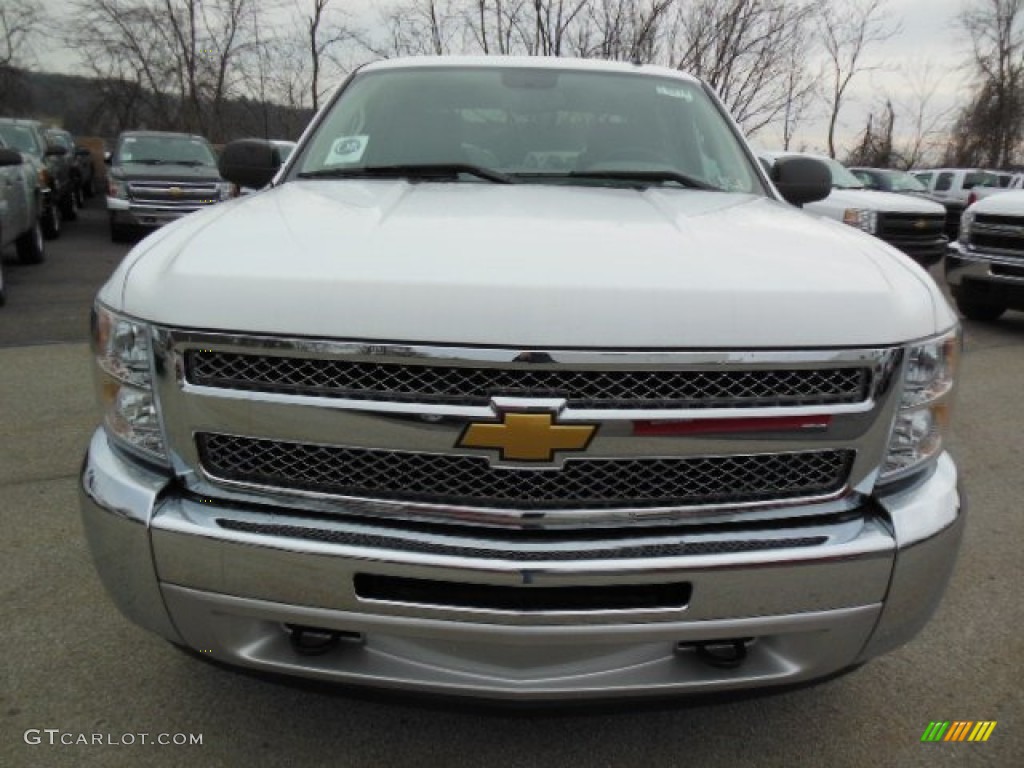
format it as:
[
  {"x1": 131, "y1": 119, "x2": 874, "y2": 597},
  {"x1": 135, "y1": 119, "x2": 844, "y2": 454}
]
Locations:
[
  {"x1": 458, "y1": 412, "x2": 597, "y2": 462},
  {"x1": 169, "y1": 186, "x2": 184, "y2": 198}
]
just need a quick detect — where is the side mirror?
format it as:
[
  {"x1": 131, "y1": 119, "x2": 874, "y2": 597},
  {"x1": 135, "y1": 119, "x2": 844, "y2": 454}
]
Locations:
[
  {"x1": 44, "y1": 143, "x2": 68, "y2": 157},
  {"x1": 104, "y1": 151, "x2": 112, "y2": 165},
  {"x1": 771, "y1": 156, "x2": 832, "y2": 207},
  {"x1": 0, "y1": 148, "x2": 22, "y2": 167},
  {"x1": 218, "y1": 139, "x2": 284, "y2": 189}
]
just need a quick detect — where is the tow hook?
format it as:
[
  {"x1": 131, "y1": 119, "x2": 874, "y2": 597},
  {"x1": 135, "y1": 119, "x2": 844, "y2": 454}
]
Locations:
[
  {"x1": 677, "y1": 638, "x2": 753, "y2": 669},
  {"x1": 286, "y1": 624, "x2": 358, "y2": 656}
]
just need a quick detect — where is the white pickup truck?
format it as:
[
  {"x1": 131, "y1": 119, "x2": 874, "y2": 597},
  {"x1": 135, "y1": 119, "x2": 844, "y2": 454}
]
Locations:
[
  {"x1": 947, "y1": 190, "x2": 1024, "y2": 320},
  {"x1": 911, "y1": 167, "x2": 1005, "y2": 237},
  {"x1": 80, "y1": 57, "x2": 965, "y2": 702},
  {"x1": 0, "y1": 141, "x2": 45, "y2": 305},
  {"x1": 763, "y1": 152, "x2": 948, "y2": 266}
]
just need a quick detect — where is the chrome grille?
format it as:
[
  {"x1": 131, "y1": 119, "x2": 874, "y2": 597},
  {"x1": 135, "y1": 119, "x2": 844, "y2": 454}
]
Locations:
[
  {"x1": 186, "y1": 351, "x2": 870, "y2": 409},
  {"x1": 970, "y1": 214, "x2": 1024, "y2": 255},
  {"x1": 877, "y1": 212, "x2": 945, "y2": 240},
  {"x1": 128, "y1": 181, "x2": 219, "y2": 206},
  {"x1": 197, "y1": 433, "x2": 854, "y2": 510}
]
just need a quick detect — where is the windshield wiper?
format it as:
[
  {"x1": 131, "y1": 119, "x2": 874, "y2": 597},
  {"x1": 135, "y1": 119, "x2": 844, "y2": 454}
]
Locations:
[
  {"x1": 130, "y1": 158, "x2": 166, "y2": 165},
  {"x1": 297, "y1": 163, "x2": 516, "y2": 184},
  {"x1": 169, "y1": 160, "x2": 208, "y2": 166},
  {"x1": 565, "y1": 169, "x2": 721, "y2": 191}
]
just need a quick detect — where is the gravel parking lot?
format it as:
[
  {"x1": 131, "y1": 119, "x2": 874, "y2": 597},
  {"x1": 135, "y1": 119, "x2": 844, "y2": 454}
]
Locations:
[{"x1": 1, "y1": 201, "x2": 1021, "y2": 767}]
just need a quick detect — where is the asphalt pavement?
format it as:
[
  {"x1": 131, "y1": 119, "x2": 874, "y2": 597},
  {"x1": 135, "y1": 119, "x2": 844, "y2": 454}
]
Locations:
[{"x1": 0, "y1": 201, "x2": 1021, "y2": 767}]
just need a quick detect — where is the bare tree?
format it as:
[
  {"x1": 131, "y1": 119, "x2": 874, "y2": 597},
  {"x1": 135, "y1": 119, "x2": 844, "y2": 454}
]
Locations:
[
  {"x1": 668, "y1": 0, "x2": 818, "y2": 136},
  {"x1": 954, "y1": 0, "x2": 1024, "y2": 166},
  {"x1": 525, "y1": 0, "x2": 590, "y2": 55},
  {"x1": 818, "y1": 0, "x2": 901, "y2": 158},
  {"x1": 0, "y1": 0, "x2": 42, "y2": 68},
  {"x1": 67, "y1": 0, "x2": 257, "y2": 140},
  {"x1": 844, "y1": 97, "x2": 895, "y2": 166},
  {"x1": 0, "y1": 0, "x2": 45, "y2": 110},
  {"x1": 371, "y1": 0, "x2": 461, "y2": 56},
  {"x1": 894, "y1": 61, "x2": 958, "y2": 169},
  {"x1": 464, "y1": 0, "x2": 528, "y2": 54},
  {"x1": 306, "y1": 0, "x2": 354, "y2": 111},
  {"x1": 568, "y1": 0, "x2": 674, "y2": 61}
]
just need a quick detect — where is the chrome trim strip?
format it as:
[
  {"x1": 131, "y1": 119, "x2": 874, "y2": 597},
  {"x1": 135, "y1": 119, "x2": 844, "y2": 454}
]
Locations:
[
  {"x1": 193, "y1": 453, "x2": 857, "y2": 529},
  {"x1": 163, "y1": 330, "x2": 898, "y2": 366},
  {"x1": 179, "y1": 383, "x2": 878, "y2": 420}
]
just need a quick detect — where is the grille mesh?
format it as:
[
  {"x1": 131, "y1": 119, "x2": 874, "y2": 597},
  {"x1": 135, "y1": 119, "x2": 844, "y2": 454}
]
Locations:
[
  {"x1": 970, "y1": 217, "x2": 1024, "y2": 255},
  {"x1": 186, "y1": 351, "x2": 870, "y2": 409},
  {"x1": 876, "y1": 212, "x2": 945, "y2": 238},
  {"x1": 197, "y1": 433, "x2": 853, "y2": 510}
]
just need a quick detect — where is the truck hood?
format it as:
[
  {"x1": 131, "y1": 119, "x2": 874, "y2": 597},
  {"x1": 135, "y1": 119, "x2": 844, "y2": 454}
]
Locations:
[
  {"x1": 105, "y1": 181, "x2": 953, "y2": 348},
  {"x1": 969, "y1": 189, "x2": 1024, "y2": 213},
  {"x1": 809, "y1": 188, "x2": 946, "y2": 214}
]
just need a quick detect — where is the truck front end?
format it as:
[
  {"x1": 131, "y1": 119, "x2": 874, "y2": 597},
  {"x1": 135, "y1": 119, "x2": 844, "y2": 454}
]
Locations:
[{"x1": 80, "y1": 57, "x2": 965, "y2": 702}]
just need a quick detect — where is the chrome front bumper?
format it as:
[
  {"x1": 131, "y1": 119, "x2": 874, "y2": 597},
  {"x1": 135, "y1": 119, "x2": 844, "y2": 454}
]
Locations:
[
  {"x1": 946, "y1": 241, "x2": 1024, "y2": 308},
  {"x1": 106, "y1": 196, "x2": 216, "y2": 228},
  {"x1": 80, "y1": 429, "x2": 964, "y2": 701}
]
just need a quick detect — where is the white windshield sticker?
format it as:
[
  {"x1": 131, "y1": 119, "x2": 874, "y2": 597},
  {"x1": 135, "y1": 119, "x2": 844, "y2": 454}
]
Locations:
[
  {"x1": 656, "y1": 86, "x2": 693, "y2": 101},
  {"x1": 326, "y1": 135, "x2": 368, "y2": 164}
]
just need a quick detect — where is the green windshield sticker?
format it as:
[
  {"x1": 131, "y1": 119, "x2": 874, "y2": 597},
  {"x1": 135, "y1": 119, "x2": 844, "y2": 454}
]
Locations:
[{"x1": 326, "y1": 135, "x2": 368, "y2": 165}]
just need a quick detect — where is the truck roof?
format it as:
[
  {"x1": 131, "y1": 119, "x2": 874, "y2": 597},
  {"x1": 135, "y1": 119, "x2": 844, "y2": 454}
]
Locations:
[{"x1": 360, "y1": 55, "x2": 701, "y2": 85}]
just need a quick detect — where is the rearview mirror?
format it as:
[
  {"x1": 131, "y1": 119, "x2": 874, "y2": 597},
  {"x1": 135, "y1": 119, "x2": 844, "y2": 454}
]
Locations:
[
  {"x1": 0, "y1": 148, "x2": 22, "y2": 167},
  {"x1": 219, "y1": 139, "x2": 284, "y2": 189},
  {"x1": 771, "y1": 156, "x2": 831, "y2": 207}
]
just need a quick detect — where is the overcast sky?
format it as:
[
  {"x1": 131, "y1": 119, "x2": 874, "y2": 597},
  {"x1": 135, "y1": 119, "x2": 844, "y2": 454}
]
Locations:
[{"x1": 36, "y1": 0, "x2": 977, "y2": 154}]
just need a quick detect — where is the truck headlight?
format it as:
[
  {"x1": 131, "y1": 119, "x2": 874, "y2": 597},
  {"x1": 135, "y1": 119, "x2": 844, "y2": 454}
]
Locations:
[
  {"x1": 880, "y1": 327, "x2": 960, "y2": 482},
  {"x1": 959, "y1": 208, "x2": 975, "y2": 245},
  {"x1": 108, "y1": 177, "x2": 127, "y2": 198},
  {"x1": 216, "y1": 181, "x2": 235, "y2": 200},
  {"x1": 91, "y1": 304, "x2": 168, "y2": 464},
  {"x1": 842, "y1": 208, "x2": 878, "y2": 234}
]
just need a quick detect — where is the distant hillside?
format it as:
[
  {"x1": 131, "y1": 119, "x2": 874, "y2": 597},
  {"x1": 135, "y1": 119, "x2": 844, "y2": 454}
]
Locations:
[{"x1": 0, "y1": 68, "x2": 313, "y2": 143}]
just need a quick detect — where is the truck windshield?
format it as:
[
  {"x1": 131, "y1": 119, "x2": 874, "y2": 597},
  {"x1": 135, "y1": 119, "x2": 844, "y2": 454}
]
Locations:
[
  {"x1": 820, "y1": 157, "x2": 865, "y2": 190},
  {"x1": 886, "y1": 171, "x2": 927, "y2": 192},
  {"x1": 964, "y1": 171, "x2": 997, "y2": 189},
  {"x1": 115, "y1": 135, "x2": 217, "y2": 166},
  {"x1": 0, "y1": 125, "x2": 41, "y2": 156},
  {"x1": 292, "y1": 66, "x2": 763, "y2": 193}
]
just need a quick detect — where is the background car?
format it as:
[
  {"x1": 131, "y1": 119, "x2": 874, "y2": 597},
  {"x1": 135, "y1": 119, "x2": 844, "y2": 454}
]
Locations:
[
  {"x1": 43, "y1": 129, "x2": 79, "y2": 222},
  {"x1": 0, "y1": 139, "x2": 46, "y2": 305},
  {"x1": 762, "y1": 151, "x2": 949, "y2": 266},
  {"x1": 910, "y1": 167, "x2": 1004, "y2": 237},
  {"x1": 105, "y1": 130, "x2": 234, "y2": 242},
  {"x1": 49, "y1": 128, "x2": 97, "y2": 205},
  {"x1": 848, "y1": 167, "x2": 932, "y2": 197},
  {"x1": 0, "y1": 118, "x2": 67, "y2": 239}
]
